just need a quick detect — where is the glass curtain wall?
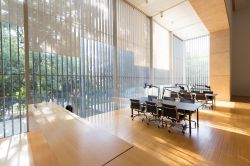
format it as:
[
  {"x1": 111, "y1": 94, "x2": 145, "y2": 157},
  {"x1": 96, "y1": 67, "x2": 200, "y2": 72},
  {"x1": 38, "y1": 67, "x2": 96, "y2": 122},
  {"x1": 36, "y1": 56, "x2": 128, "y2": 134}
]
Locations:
[
  {"x1": 28, "y1": 0, "x2": 114, "y2": 118},
  {"x1": 184, "y1": 35, "x2": 209, "y2": 85},
  {"x1": 117, "y1": 0, "x2": 150, "y2": 100},
  {"x1": 172, "y1": 35, "x2": 210, "y2": 86},
  {"x1": 173, "y1": 35, "x2": 184, "y2": 84},
  {"x1": 0, "y1": 0, "x2": 27, "y2": 138},
  {"x1": 152, "y1": 22, "x2": 171, "y2": 97}
]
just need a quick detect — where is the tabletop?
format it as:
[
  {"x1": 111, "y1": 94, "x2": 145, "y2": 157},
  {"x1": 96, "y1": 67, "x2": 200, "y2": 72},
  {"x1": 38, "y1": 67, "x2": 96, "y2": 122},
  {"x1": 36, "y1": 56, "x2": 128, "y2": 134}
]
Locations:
[{"x1": 139, "y1": 97, "x2": 203, "y2": 112}]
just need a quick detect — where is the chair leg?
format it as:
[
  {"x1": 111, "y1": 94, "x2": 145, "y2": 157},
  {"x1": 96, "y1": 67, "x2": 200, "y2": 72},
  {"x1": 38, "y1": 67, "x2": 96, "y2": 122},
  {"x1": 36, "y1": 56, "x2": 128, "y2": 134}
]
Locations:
[{"x1": 147, "y1": 115, "x2": 160, "y2": 125}]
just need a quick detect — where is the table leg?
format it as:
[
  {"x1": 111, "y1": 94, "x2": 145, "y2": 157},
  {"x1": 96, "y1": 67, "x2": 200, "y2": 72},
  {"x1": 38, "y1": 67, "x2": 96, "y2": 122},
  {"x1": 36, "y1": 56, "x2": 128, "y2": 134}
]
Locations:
[
  {"x1": 214, "y1": 96, "x2": 216, "y2": 108},
  {"x1": 189, "y1": 112, "x2": 192, "y2": 135},
  {"x1": 197, "y1": 109, "x2": 199, "y2": 128}
]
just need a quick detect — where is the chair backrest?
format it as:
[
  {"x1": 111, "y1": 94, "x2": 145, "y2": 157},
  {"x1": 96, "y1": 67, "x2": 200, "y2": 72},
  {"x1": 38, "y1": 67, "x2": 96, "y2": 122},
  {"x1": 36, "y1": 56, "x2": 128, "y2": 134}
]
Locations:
[
  {"x1": 180, "y1": 89, "x2": 187, "y2": 93},
  {"x1": 161, "y1": 105, "x2": 178, "y2": 119},
  {"x1": 162, "y1": 96, "x2": 175, "y2": 101},
  {"x1": 130, "y1": 99, "x2": 141, "y2": 110},
  {"x1": 203, "y1": 90, "x2": 213, "y2": 94},
  {"x1": 162, "y1": 103, "x2": 176, "y2": 108},
  {"x1": 180, "y1": 93, "x2": 192, "y2": 100},
  {"x1": 170, "y1": 92, "x2": 179, "y2": 99},
  {"x1": 145, "y1": 101, "x2": 157, "y2": 114},
  {"x1": 195, "y1": 93, "x2": 206, "y2": 101},
  {"x1": 191, "y1": 90, "x2": 201, "y2": 94},
  {"x1": 148, "y1": 95, "x2": 158, "y2": 101},
  {"x1": 180, "y1": 98, "x2": 195, "y2": 103}
]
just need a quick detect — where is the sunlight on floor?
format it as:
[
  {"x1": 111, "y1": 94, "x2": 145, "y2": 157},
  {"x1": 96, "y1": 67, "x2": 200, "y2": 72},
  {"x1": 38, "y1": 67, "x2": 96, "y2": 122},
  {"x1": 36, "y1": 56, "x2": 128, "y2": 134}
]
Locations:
[
  {"x1": 199, "y1": 109, "x2": 232, "y2": 118},
  {"x1": 216, "y1": 101, "x2": 235, "y2": 108},
  {"x1": 205, "y1": 123, "x2": 250, "y2": 136}
]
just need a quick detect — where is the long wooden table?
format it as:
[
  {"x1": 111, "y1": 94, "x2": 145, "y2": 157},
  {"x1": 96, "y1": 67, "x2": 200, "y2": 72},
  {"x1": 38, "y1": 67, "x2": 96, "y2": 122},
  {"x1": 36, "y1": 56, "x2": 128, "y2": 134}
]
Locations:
[
  {"x1": 0, "y1": 102, "x2": 169, "y2": 165},
  {"x1": 133, "y1": 97, "x2": 203, "y2": 135},
  {"x1": 29, "y1": 102, "x2": 133, "y2": 166}
]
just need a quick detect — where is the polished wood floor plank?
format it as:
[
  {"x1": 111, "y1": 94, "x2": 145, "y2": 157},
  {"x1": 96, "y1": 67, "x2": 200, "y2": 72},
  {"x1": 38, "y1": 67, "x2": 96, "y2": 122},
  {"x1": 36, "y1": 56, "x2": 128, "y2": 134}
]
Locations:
[{"x1": 105, "y1": 147, "x2": 167, "y2": 166}]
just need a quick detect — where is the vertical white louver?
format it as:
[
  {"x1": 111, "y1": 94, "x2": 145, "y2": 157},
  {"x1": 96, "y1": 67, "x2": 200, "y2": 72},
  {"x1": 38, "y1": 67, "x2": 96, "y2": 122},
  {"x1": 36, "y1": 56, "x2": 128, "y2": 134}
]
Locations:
[{"x1": 117, "y1": 0, "x2": 150, "y2": 100}]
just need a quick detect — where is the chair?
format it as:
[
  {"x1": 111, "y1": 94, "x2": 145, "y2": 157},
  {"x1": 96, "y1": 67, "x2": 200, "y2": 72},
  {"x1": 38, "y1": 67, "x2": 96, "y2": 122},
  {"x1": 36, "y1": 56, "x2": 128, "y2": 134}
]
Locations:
[
  {"x1": 162, "y1": 96, "x2": 175, "y2": 101},
  {"x1": 191, "y1": 90, "x2": 201, "y2": 94},
  {"x1": 196, "y1": 92, "x2": 211, "y2": 109},
  {"x1": 160, "y1": 104, "x2": 187, "y2": 134},
  {"x1": 180, "y1": 93, "x2": 192, "y2": 100},
  {"x1": 158, "y1": 103, "x2": 175, "y2": 127},
  {"x1": 170, "y1": 92, "x2": 179, "y2": 99},
  {"x1": 180, "y1": 98, "x2": 195, "y2": 103},
  {"x1": 145, "y1": 101, "x2": 161, "y2": 125},
  {"x1": 148, "y1": 95, "x2": 158, "y2": 101},
  {"x1": 195, "y1": 93, "x2": 206, "y2": 101},
  {"x1": 203, "y1": 91, "x2": 214, "y2": 108},
  {"x1": 179, "y1": 98, "x2": 197, "y2": 128},
  {"x1": 130, "y1": 99, "x2": 146, "y2": 120}
]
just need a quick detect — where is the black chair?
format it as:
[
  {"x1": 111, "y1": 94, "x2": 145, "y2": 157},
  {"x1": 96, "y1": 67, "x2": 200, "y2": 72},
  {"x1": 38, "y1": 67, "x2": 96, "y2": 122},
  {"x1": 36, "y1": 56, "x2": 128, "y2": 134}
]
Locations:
[
  {"x1": 180, "y1": 93, "x2": 192, "y2": 100},
  {"x1": 145, "y1": 101, "x2": 161, "y2": 125},
  {"x1": 196, "y1": 92, "x2": 211, "y2": 109},
  {"x1": 179, "y1": 98, "x2": 197, "y2": 128},
  {"x1": 130, "y1": 99, "x2": 146, "y2": 120},
  {"x1": 180, "y1": 98, "x2": 195, "y2": 103},
  {"x1": 195, "y1": 93, "x2": 206, "y2": 101},
  {"x1": 158, "y1": 104, "x2": 175, "y2": 127},
  {"x1": 203, "y1": 90, "x2": 213, "y2": 94},
  {"x1": 162, "y1": 96, "x2": 175, "y2": 101},
  {"x1": 191, "y1": 90, "x2": 201, "y2": 94},
  {"x1": 160, "y1": 104, "x2": 187, "y2": 134},
  {"x1": 148, "y1": 95, "x2": 158, "y2": 101},
  {"x1": 170, "y1": 92, "x2": 179, "y2": 99},
  {"x1": 203, "y1": 91, "x2": 214, "y2": 108}
]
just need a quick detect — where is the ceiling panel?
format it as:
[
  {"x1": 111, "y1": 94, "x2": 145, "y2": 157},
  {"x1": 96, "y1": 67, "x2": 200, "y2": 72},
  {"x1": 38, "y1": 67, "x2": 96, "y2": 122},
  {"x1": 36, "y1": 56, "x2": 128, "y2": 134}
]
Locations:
[
  {"x1": 125, "y1": 0, "x2": 210, "y2": 40},
  {"x1": 173, "y1": 22, "x2": 209, "y2": 40},
  {"x1": 153, "y1": 1, "x2": 200, "y2": 31},
  {"x1": 125, "y1": 0, "x2": 185, "y2": 16}
]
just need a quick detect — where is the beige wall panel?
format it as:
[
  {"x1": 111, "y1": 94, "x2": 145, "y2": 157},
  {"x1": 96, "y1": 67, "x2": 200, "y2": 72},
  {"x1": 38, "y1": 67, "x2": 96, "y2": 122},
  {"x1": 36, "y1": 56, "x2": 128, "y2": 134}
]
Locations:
[
  {"x1": 210, "y1": 29, "x2": 230, "y2": 101},
  {"x1": 210, "y1": 76, "x2": 230, "y2": 101},
  {"x1": 210, "y1": 52, "x2": 230, "y2": 76},
  {"x1": 210, "y1": 29, "x2": 230, "y2": 54}
]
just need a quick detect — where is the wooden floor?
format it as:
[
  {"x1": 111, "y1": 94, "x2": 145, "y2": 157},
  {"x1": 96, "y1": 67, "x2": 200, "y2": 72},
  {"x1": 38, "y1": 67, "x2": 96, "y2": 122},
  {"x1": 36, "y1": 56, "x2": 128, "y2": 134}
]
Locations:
[
  {"x1": 1, "y1": 101, "x2": 250, "y2": 165},
  {"x1": 85, "y1": 101, "x2": 250, "y2": 166}
]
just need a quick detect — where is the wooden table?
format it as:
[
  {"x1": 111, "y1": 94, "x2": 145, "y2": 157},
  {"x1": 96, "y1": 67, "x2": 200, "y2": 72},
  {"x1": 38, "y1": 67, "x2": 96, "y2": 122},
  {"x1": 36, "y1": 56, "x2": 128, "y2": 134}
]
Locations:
[
  {"x1": 135, "y1": 97, "x2": 203, "y2": 135},
  {"x1": 30, "y1": 102, "x2": 133, "y2": 166}
]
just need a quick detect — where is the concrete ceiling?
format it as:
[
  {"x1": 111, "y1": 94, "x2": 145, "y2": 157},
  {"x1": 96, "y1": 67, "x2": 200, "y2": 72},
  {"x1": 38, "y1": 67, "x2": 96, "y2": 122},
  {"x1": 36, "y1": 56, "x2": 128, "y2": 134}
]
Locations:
[
  {"x1": 125, "y1": 0, "x2": 209, "y2": 40},
  {"x1": 125, "y1": 0, "x2": 185, "y2": 17},
  {"x1": 153, "y1": 1, "x2": 208, "y2": 40}
]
